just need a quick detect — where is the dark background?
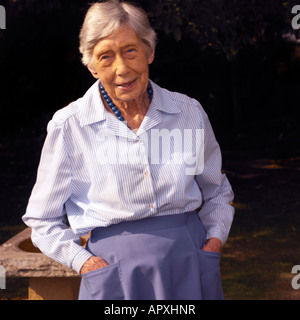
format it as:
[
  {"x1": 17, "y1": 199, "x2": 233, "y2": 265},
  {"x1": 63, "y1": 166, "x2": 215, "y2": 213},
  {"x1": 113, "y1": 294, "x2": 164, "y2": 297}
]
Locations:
[
  {"x1": 0, "y1": 1, "x2": 299, "y2": 228},
  {"x1": 1, "y1": 0, "x2": 300, "y2": 300}
]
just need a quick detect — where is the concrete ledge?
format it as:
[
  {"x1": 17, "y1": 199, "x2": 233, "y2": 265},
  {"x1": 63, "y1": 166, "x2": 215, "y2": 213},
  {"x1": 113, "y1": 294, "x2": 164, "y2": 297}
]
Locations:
[
  {"x1": 0, "y1": 227, "x2": 89, "y2": 277},
  {"x1": 0, "y1": 227, "x2": 90, "y2": 299},
  {"x1": 28, "y1": 277, "x2": 82, "y2": 300}
]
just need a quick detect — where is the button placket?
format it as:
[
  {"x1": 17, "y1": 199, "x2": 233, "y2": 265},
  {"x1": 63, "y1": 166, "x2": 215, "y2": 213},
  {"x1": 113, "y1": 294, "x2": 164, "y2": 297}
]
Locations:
[{"x1": 143, "y1": 169, "x2": 150, "y2": 177}]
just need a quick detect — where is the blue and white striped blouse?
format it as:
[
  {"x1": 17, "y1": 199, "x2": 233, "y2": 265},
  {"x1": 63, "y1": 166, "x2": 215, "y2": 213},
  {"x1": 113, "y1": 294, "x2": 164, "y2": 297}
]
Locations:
[{"x1": 22, "y1": 80, "x2": 234, "y2": 274}]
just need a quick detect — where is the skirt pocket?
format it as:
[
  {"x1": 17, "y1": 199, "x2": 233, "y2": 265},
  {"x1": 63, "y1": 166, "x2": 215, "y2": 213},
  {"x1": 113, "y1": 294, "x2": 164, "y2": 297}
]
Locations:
[
  {"x1": 197, "y1": 250, "x2": 224, "y2": 300},
  {"x1": 80, "y1": 261, "x2": 124, "y2": 300}
]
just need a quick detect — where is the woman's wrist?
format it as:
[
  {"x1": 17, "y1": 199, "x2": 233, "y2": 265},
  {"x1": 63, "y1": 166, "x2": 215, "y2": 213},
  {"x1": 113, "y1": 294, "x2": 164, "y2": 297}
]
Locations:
[
  {"x1": 201, "y1": 237, "x2": 222, "y2": 253},
  {"x1": 80, "y1": 256, "x2": 109, "y2": 274}
]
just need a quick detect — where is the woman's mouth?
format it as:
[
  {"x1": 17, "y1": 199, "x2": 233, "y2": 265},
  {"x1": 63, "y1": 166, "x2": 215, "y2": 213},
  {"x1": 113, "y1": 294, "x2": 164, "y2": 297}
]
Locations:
[{"x1": 116, "y1": 79, "x2": 136, "y2": 89}]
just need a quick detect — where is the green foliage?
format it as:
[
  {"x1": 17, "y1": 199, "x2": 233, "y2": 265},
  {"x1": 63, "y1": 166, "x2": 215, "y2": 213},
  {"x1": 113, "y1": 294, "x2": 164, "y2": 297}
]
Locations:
[
  {"x1": 142, "y1": 0, "x2": 295, "y2": 60},
  {"x1": 2, "y1": 0, "x2": 296, "y2": 63}
]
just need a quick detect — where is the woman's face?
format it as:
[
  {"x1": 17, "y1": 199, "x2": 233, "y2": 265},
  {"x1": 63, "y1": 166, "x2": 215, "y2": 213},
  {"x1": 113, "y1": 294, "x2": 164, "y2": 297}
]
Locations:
[{"x1": 89, "y1": 24, "x2": 155, "y2": 104}]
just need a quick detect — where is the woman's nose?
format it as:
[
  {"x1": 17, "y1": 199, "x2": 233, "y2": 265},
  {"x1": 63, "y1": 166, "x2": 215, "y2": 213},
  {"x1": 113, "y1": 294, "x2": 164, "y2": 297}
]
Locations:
[{"x1": 114, "y1": 55, "x2": 130, "y2": 77}]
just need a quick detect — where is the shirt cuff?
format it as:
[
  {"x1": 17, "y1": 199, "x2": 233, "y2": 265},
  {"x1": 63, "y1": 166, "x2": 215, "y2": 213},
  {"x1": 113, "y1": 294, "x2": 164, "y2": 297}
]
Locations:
[
  {"x1": 71, "y1": 248, "x2": 94, "y2": 274},
  {"x1": 206, "y1": 228, "x2": 228, "y2": 246}
]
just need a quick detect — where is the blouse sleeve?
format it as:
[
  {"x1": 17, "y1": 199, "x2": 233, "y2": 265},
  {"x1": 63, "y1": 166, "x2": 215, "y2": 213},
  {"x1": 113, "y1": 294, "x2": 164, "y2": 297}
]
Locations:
[
  {"x1": 194, "y1": 106, "x2": 235, "y2": 245},
  {"x1": 22, "y1": 119, "x2": 93, "y2": 274}
]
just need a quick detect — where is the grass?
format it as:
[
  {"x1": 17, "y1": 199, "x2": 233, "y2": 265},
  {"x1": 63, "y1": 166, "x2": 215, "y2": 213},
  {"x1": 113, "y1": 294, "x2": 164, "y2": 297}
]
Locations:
[
  {"x1": 222, "y1": 225, "x2": 300, "y2": 300},
  {"x1": 220, "y1": 155, "x2": 300, "y2": 300}
]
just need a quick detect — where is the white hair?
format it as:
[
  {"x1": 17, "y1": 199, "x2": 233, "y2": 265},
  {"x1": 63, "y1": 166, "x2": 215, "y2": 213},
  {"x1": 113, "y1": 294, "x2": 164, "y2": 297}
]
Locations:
[{"x1": 79, "y1": 0, "x2": 157, "y2": 67}]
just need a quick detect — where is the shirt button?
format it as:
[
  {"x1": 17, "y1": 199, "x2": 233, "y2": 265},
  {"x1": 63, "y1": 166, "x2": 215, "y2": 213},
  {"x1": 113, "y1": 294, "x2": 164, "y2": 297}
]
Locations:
[
  {"x1": 143, "y1": 169, "x2": 150, "y2": 177},
  {"x1": 150, "y1": 203, "x2": 155, "y2": 211}
]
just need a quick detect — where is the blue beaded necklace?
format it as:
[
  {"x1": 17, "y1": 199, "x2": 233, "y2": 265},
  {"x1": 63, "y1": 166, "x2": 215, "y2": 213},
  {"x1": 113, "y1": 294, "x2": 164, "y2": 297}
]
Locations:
[{"x1": 100, "y1": 83, "x2": 153, "y2": 123}]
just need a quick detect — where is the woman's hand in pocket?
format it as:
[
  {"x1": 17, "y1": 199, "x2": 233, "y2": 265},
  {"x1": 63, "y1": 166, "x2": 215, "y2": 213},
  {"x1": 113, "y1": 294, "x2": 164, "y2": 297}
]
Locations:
[
  {"x1": 80, "y1": 256, "x2": 109, "y2": 274},
  {"x1": 201, "y1": 237, "x2": 222, "y2": 253}
]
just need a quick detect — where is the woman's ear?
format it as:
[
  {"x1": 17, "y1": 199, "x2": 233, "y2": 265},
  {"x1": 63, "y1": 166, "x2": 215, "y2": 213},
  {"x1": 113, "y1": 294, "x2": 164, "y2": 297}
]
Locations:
[
  {"x1": 88, "y1": 64, "x2": 99, "y2": 79},
  {"x1": 148, "y1": 50, "x2": 155, "y2": 65}
]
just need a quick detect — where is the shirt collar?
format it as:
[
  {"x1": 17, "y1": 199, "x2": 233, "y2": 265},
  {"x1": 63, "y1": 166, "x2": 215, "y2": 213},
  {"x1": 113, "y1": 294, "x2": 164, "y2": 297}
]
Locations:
[
  {"x1": 79, "y1": 79, "x2": 182, "y2": 128},
  {"x1": 79, "y1": 80, "x2": 106, "y2": 127},
  {"x1": 150, "y1": 80, "x2": 182, "y2": 115}
]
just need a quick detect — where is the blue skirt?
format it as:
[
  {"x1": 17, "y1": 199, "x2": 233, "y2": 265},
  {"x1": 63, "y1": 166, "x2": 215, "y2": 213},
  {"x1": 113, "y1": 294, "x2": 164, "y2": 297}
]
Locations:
[{"x1": 78, "y1": 211, "x2": 224, "y2": 300}]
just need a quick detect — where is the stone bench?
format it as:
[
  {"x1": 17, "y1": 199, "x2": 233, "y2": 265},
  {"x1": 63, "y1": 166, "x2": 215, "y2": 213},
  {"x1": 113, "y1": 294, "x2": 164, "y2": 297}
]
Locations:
[{"x1": 0, "y1": 227, "x2": 89, "y2": 300}]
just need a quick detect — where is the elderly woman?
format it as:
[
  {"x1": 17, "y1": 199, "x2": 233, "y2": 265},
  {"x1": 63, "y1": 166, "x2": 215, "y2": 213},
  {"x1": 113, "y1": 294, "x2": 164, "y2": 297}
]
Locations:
[{"x1": 23, "y1": 0, "x2": 234, "y2": 300}]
